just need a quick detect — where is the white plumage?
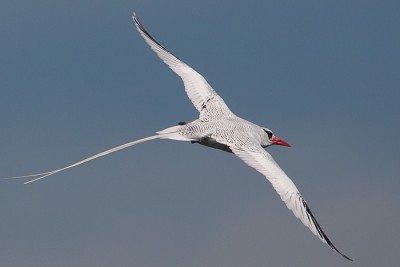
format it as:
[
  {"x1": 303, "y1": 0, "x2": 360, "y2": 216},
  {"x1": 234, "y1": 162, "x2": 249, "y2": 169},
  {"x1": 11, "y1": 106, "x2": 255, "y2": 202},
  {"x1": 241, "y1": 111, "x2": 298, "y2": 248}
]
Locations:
[{"x1": 5, "y1": 14, "x2": 351, "y2": 261}]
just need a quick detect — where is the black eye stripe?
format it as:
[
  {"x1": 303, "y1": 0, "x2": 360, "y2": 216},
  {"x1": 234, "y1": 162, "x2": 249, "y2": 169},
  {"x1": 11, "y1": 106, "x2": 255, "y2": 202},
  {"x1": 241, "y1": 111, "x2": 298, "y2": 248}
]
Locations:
[{"x1": 263, "y1": 129, "x2": 273, "y2": 139}]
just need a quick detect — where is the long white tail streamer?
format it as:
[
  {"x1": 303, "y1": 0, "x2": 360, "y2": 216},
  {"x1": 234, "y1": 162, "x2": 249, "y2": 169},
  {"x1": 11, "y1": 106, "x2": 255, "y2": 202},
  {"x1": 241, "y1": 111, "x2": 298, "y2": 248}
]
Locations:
[{"x1": 4, "y1": 134, "x2": 164, "y2": 185}]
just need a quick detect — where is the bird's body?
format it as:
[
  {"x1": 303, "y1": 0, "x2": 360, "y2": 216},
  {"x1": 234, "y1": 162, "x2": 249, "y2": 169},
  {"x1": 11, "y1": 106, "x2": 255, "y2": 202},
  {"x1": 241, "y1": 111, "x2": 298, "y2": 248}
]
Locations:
[
  {"x1": 4, "y1": 14, "x2": 351, "y2": 261},
  {"x1": 159, "y1": 116, "x2": 270, "y2": 149}
]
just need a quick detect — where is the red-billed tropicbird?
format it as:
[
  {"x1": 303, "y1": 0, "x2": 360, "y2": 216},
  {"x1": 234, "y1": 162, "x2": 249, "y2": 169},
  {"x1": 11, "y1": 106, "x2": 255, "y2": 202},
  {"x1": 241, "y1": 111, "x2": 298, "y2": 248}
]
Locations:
[{"x1": 6, "y1": 14, "x2": 351, "y2": 260}]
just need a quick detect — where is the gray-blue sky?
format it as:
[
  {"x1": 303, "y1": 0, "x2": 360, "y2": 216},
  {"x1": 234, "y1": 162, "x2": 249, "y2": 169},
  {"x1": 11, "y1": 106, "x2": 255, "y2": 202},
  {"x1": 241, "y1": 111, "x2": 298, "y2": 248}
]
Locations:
[{"x1": 1, "y1": 1, "x2": 399, "y2": 266}]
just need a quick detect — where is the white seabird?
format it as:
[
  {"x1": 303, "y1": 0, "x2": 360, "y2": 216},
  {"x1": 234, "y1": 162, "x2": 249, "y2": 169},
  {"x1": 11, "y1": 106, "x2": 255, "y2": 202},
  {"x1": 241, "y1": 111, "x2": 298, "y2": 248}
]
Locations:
[{"x1": 6, "y1": 14, "x2": 351, "y2": 261}]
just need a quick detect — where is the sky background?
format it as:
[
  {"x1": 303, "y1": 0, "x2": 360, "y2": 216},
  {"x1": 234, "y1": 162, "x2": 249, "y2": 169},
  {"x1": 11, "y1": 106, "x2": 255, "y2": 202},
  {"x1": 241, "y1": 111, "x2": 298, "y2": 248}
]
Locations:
[{"x1": 1, "y1": 0, "x2": 399, "y2": 266}]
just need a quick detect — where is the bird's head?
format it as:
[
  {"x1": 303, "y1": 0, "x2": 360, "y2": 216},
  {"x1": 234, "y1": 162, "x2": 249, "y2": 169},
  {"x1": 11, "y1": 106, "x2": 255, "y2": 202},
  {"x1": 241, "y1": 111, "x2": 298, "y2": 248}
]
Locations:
[{"x1": 262, "y1": 127, "x2": 291, "y2": 147}]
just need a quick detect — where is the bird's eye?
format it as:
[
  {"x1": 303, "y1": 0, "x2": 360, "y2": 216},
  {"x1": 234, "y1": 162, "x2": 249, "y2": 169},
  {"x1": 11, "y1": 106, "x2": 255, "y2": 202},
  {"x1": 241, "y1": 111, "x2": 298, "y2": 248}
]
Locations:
[{"x1": 264, "y1": 129, "x2": 273, "y2": 139}]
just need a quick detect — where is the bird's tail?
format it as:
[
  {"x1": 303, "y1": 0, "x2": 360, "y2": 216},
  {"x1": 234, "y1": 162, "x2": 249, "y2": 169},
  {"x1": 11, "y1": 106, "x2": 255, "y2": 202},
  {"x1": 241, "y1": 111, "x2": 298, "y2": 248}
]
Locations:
[
  {"x1": 3, "y1": 127, "x2": 191, "y2": 185},
  {"x1": 156, "y1": 125, "x2": 196, "y2": 141}
]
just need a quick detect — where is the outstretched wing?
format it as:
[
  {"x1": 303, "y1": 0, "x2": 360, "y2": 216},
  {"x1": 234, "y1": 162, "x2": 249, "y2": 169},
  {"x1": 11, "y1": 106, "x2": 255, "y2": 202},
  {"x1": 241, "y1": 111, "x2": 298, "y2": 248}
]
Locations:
[
  {"x1": 229, "y1": 145, "x2": 352, "y2": 260},
  {"x1": 133, "y1": 15, "x2": 234, "y2": 117}
]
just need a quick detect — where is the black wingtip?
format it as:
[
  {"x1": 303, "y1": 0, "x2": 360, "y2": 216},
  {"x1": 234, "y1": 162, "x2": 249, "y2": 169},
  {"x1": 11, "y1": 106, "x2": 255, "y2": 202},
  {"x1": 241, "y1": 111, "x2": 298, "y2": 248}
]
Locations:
[
  {"x1": 302, "y1": 199, "x2": 353, "y2": 261},
  {"x1": 132, "y1": 13, "x2": 139, "y2": 25},
  {"x1": 131, "y1": 13, "x2": 180, "y2": 61}
]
